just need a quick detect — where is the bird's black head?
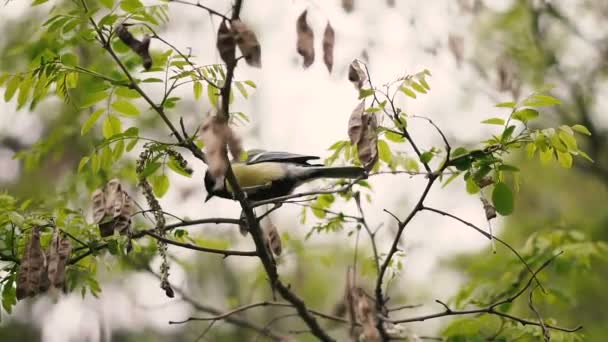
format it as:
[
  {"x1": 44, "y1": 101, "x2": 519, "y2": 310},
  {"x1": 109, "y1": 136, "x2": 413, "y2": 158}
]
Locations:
[{"x1": 204, "y1": 171, "x2": 218, "y2": 202}]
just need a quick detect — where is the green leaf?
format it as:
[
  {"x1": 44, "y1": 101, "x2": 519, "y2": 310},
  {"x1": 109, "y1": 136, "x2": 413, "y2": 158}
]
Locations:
[
  {"x1": 244, "y1": 80, "x2": 257, "y2": 88},
  {"x1": 385, "y1": 131, "x2": 405, "y2": 143},
  {"x1": 66, "y1": 72, "x2": 79, "y2": 89},
  {"x1": 235, "y1": 82, "x2": 248, "y2": 98},
  {"x1": 207, "y1": 84, "x2": 218, "y2": 107},
  {"x1": 120, "y1": 0, "x2": 143, "y2": 12},
  {"x1": 524, "y1": 94, "x2": 561, "y2": 107},
  {"x1": 525, "y1": 143, "x2": 536, "y2": 159},
  {"x1": 410, "y1": 81, "x2": 427, "y2": 94},
  {"x1": 492, "y1": 182, "x2": 514, "y2": 216},
  {"x1": 193, "y1": 81, "x2": 203, "y2": 100},
  {"x1": 378, "y1": 140, "x2": 392, "y2": 163},
  {"x1": 111, "y1": 100, "x2": 140, "y2": 117},
  {"x1": 512, "y1": 108, "x2": 539, "y2": 123},
  {"x1": 495, "y1": 101, "x2": 516, "y2": 108},
  {"x1": 100, "y1": 146, "x2": 113, "y2": 170},
  {"x1": 91, "y1": 152, "x2": 100, "y2": 173},
  {"x1": 100, "y1": 0, "x2": 115, "y2": 9},
  {"x1": 142, "y1": 78, "x2": 163, "y2": 83},
  {"x1": 540, "y1": 147, "x2": 553, "y2": 164},
  {"x1": 557, "y1": 151, "x2": 573, "y2": 168},
  {"x1": 481, "y1": 118, "x2": 505, "y2": 125},
  {"x1": 113, "y1": 140, "x2": 125, "y2": 160},
  {"x1": 441, "y1": 171, "x2": 461, "y2": 188},
  {"x1": 80, "y1": 91, "x2": 108, "y2": 108},
  {"x1": 501, "y1": 125, "x2": 516, "y2": 143},
  {"x1": 4, "y1": 76, "x2": 21, "y2": 102},
  {"x1": 141, "y1": 161, "x2": 162, "y2": 178},
  {"x1": 115, "y1": 87, "x2": 141, "y2": 98},
  {"x1": 17, "y1": 77, "x2": 32, "y2": 109},
  {"x1": 102, "y1": 115, "x2": 122, "y2": 138},
  {"x1": 466, "y1": 176, "x2": 480, "y2": 194},
  {"x1": 400, "y1": 87, "x2": 416, "y2": 99},
  {"x1": 2, "y1": 276, "x2": 16, "y2": 314},
  {"x1": 558, "y1": 131, "x2": 577, "y2": 151},
  {"x1": 61, "y1": 53, "x2": 78, "y2": 67},
  {"x1": 572, "y1": 124, "x2": 591, "y2": 136},
  {"x1": 99, "y1": 14, "x2": 119, "y2": 27},
  {"x1": 81, "y1": 108, "x2": 105, "y2": 135},
  {"x1": 78, "y1": 156, "x2": 90, "y2": 173},
  {"x1": 420, "y1": 151, "x2": 433, "y2": 164},
  {"x1": 358, "y1": 88, "x2": 375, "y2": 99},
  {"x1": 168, "y1": 158, "x2": 192, "y2": 178},
  {"x1": 123, "y1": 126, "x2": 139, "y2": 136},
  {"x1": 0, "y1": 73, "x2": 9, "y2": 87},
  {"x1": 151, "y1": 174, "x2": 170, "y2": 198},
  {"x1": 498, "y1": 164, "x2": 519, "y2": 172},
  {"x1": 32, "y1": 0, "x2": 49, "y2": 6},
  {"x1": 126, "y1": 138, "x2": 138, "y2": 151},
  {"x1": 451, "y1": 147, "x2": 468, "y2": 158}
]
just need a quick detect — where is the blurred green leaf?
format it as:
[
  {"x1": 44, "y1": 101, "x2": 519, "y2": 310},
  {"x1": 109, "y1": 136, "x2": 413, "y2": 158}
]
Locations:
[
  {"x1": 81, "y1": 108, "x2": 105, "y2": 135},
  {"x1": 492, "y1": 182, "x2": 514, "y2": 215},
  {"x1": 111, "y1": 100, "x2": 140, "y2": 117}
]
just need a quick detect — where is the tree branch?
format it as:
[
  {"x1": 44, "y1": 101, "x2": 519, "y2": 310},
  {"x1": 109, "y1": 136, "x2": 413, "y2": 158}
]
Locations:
[
  {"x1": 386, "y1": 253, "x2": 581, "y2": 334},
  {"x1": 144, "y1": 231, "x2": 256, "y2": 257}
]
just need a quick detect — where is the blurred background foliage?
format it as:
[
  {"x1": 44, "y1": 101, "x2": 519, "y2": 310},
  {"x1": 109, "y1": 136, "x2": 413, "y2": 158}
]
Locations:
[
  {"x1": 445, "y1": 0, "x2": 608, "y2": 341},
  {"x1": 0, "y1": 0, "x2": 606, "y2": 341}
]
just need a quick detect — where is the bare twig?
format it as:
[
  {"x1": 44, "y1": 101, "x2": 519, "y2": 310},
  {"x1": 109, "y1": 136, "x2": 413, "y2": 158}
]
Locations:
[
  {"x1": 386, "y1": 253, "x2": 581, "y2": 334},
  {"x1": 168, "y1": 0, "x2": 230, "y2": 21},
  {"x1": 144, "y1": 231, "x2": 256, "y2": 257}
]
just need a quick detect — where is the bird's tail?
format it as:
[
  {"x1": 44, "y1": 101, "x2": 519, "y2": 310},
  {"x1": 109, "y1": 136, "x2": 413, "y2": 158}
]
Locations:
[{"x1": 306, "y1": 166, "x2": 367, "y2": 180}]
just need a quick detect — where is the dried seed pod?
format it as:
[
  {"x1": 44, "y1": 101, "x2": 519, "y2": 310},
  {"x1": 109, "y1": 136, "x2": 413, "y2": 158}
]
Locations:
[
  {"x1": 105, "y1": 178, "x2": 123, "y2": 218},
  {"x1": 296, "y1": 10, "x2": 315, "y2": 68},
  {"x1": 348, "y1": 60, "x2": 366, "y2": 89},
  {"x1": 477, "y1": 176, "x2": 494, "y2": 189},
  {"x1": 115, "y1": 192, "x2": 135, "y2": 235},
  {"x1": 264, "y1": 218, "x2": 282, "y2": 256},
  {"x1": 481, "y1": 197, "x2": 497, "y2": 220},
  {"x1": 200, "y1": 110, "x2": 243, "y2": 186},
  {"x1": 348, "y1": 101, "x2": 378, "y2": 171},
  {"x1": 200, "y1": 114, "x2": 229, "y2": 185},
  {"x1": 16, "y1": 227, "x2": 46, "y2": 300},
  {"x1": 448, "y1": 34, "x2": 464, "y2": 67},
  {"x1": 322, "y1": 22, "x2": 335, "y2": 72},
  {"x1": 93, "y1": 179, "x2": 135, "y2": 237},
  {"x1": 342, "y1": 0, "x2": 354, "y2": 13},
  {"x1": 46, "y1": 229, "x2": 72, "y2": 289},
  {"x1": 231, "y1": 19, "x2": 261, "y2": 67},
  {"x1": 353, "y1": 288, "x2": 381, "y2": 341},
  {"x1": 92, "y1": 189, "x2": 106, "y2": 224},
  {"x1": 217, "y1": 19, "x2": 236, "y2": 66}
]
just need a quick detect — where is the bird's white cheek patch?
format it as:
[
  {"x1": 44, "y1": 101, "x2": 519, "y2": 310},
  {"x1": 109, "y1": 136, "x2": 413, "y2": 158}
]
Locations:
[{"x1": 212, "y1": 176, "x2": 226, "y2": 191}]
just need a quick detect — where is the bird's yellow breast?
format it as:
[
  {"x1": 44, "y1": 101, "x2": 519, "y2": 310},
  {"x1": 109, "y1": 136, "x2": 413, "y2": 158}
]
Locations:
[{"x1": 230, "y1": 162, "x2": 286, "y2": 189}]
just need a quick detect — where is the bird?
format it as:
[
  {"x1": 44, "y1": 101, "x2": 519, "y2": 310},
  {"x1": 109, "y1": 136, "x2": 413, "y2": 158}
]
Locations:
[{"x1": 204, "y1": 150, "x2": 367, "y2": 202}]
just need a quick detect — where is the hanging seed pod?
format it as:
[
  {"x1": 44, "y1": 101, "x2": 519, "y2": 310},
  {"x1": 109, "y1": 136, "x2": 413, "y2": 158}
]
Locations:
[
  {"x1": 296, "y1": 10, "x2": 315, "y2": 68},
  {"x1": 231, "y1": 19, "x2": 262, "y2": 67},
  {"x1": 217, "y1": 19, "x2": 236, "y2": 66},
  {"x1": 46, "y1": 229, "x2": 72, "y2": 290},
  {"x1": 322, "y1": 22, "x2": 335, "y2": 72},
  {"x1": 16, "y1": 227, "x2": 46, "y2": 300}
]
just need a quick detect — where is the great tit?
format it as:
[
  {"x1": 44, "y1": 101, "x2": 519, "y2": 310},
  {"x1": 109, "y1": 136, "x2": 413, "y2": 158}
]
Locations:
[{"x1": 204, "y1": 150, "x2": 366, "y2": 202}]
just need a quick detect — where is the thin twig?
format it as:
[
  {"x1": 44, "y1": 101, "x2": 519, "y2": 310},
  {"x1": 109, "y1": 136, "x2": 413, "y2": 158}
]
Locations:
[
  {"x1": 386, "y1": 253, "x2": 580, "y2": 334},
  {"x1": 144, "y1": 231, "x2": 256, "y2": 257}
]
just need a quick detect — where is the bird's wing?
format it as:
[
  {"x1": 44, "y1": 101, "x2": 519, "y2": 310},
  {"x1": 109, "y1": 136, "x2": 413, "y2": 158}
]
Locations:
[{"x1": 246, "y1": 150, "x2": 320, "y2": 165}]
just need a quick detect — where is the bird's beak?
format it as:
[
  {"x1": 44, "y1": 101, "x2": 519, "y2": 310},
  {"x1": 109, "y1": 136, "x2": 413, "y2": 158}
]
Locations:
[{"x1": 205, "y1": 193, "x2": 214, "y2": 203}]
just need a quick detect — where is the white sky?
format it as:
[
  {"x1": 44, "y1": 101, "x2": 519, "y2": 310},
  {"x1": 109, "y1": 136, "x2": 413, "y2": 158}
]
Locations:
[{"x1": 0, "y1": 0, "x2": 571, "y2": 340}]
